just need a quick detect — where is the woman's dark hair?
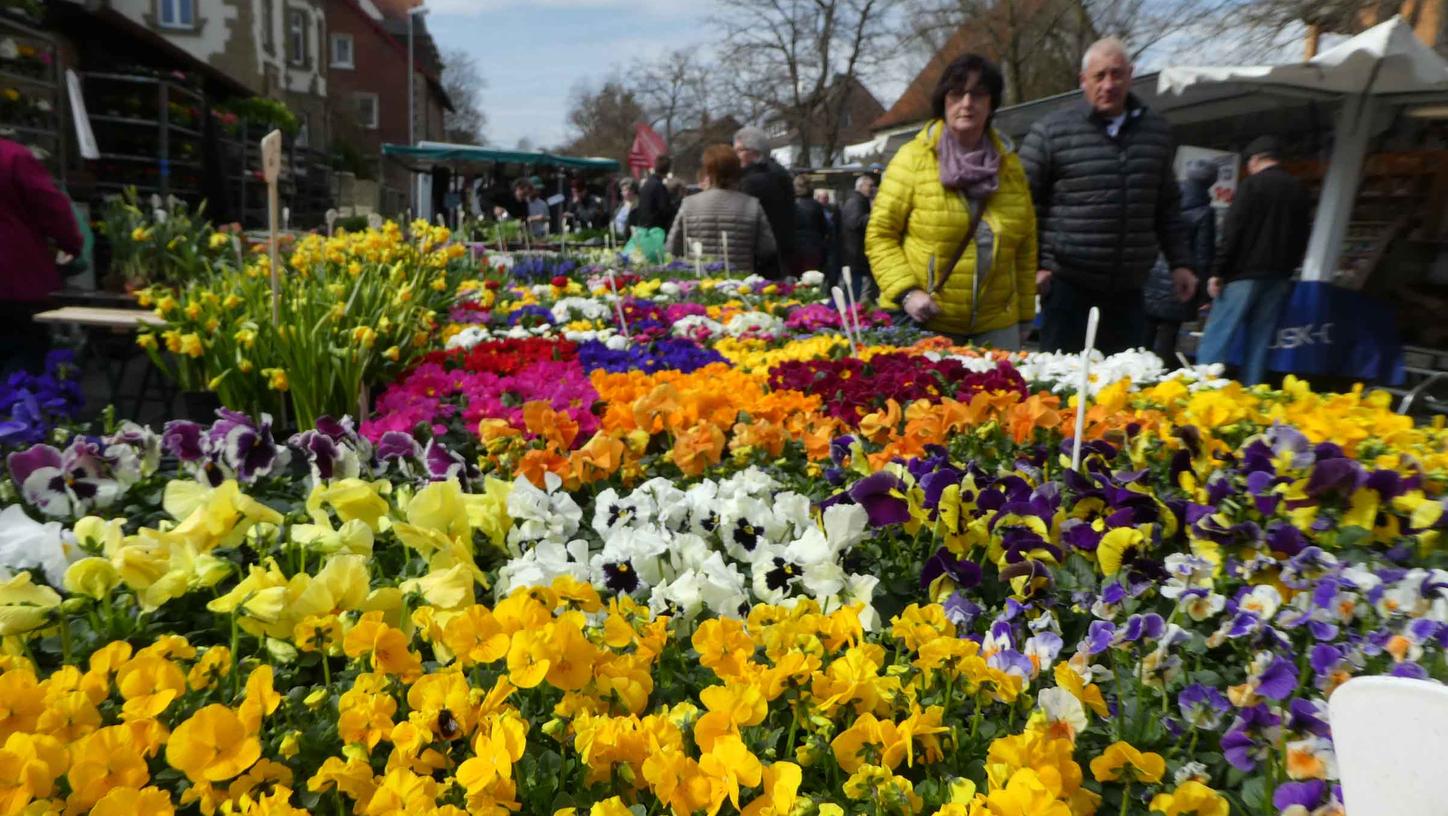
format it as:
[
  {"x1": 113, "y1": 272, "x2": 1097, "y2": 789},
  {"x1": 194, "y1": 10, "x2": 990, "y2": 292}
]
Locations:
[{"x1": 930, "y1": 54, "x2": 1005, "y2": 122}]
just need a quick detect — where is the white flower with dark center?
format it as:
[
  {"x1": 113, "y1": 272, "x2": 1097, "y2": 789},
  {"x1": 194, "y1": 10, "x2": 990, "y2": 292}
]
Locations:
[{"x1": 717, "y1": 495, "x2": 783, "y2": 563}]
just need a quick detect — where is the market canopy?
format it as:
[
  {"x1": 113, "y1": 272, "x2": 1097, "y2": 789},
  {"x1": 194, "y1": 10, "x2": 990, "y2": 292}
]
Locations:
[
  {"x1": 1158, "y1": 16, "x2": 1448, "y2": 100},
  {"x1": 1157, "y1": 16, "x2": 1448, "y2": 283},
  {"x1": 383, "y1": 142, "x2": 621, "y2": 172}
]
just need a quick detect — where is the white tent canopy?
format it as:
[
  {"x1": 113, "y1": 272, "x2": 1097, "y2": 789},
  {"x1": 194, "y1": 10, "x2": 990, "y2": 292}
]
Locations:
[{"x1": 1157, "y1": 16, "x2": 1448, "y2": 281}]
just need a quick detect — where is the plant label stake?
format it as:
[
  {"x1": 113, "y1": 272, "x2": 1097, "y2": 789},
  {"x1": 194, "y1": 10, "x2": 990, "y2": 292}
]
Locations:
[
  {"x1": 1070, "y1": 306, "x2": 1101, "y2": 472},
  {"x1": 282, "y1": 206, "x2": 291, "y2": 233},
  {"x1": 607, "y1": 268, "x2": 630, "y2": 342},
  {"x1": 842, "y1": 266, "x2": 862, "y2": 338},
  {"x1": 832, "y1": 286, "x2": 858, "y2": 358},
  {"x1": 231, "y1": 234, "x2": 243, "y2": 270},
  {"x1": 692, "y1": 240, "x2": 704, "y2": 279},
  {"x1": 721, "y1": 231, "x2": 731, "y2": 277},
  {"x1": 150, "y1": 193, "x2": 162, "y2": 211},
  {"x1": 325, "y1": 208, "x2": 338, "y2": 238},
  {"x1": 261, "y1": 129, "x2": 283, "y2": 327}
]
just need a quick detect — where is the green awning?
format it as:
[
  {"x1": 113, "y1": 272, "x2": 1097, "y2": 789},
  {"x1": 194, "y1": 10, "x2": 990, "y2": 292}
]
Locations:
[{"x1": 382, "y1": 143, "x2": 620, "y2": 172}]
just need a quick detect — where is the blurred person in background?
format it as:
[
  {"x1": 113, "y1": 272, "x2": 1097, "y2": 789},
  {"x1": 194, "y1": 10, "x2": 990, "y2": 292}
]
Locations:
[
  {"x1": 842, "y1": 174, "x2": 876, "y2": 298},
  {"x1": 734, "y1": 126, "x2": 796, "y2": 279},
  {"x1": 612, "y1": 177, "x2": 639, "y2": 239},
  {"x1": 668, "y1": 144, "x2": 776, "y2": 275},
  {"x1": 1, "y1": 137, "x2": 81, "y2": 374},
  {"x1": 636, "y1": 154, "x2": 677, "y2": 231},
  {"x1": 1142, "y1": 158, "x2": 1217, "y2": 365},
  {"x1": 564, "y1": 177, "x2": 607, "y2": 230},
  {"x1": 793, "y1": 174, "x2": 829, "y2": 276}
]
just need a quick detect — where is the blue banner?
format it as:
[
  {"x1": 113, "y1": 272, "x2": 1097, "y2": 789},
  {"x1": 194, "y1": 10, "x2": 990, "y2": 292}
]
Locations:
[{"x1": 1223, "y1": 281, "x2": 1405, "y2": 384}]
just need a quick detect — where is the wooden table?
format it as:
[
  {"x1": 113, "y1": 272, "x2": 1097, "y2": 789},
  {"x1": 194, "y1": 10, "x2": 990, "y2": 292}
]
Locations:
[
  {"x1": 32, "y1": 306, "x2": 164, "y2": 330},
  {"x1": 32, "y1": 306, "x2": 168, "y2": 418}
]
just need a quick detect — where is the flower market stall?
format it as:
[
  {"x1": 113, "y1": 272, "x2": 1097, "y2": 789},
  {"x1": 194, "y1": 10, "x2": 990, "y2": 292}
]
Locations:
[{"x1": 0, "y1": 218, "x2": 1445, "y2": 816}]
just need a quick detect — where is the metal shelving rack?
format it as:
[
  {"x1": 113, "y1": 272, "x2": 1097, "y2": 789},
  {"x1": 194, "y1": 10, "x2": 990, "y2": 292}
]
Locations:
[
  {"x1": 81, "y1": 70, "x2": 206, "y2": 200},
  {"x1": 0, "y1": 9, "x2": 64, "y2": 179}
]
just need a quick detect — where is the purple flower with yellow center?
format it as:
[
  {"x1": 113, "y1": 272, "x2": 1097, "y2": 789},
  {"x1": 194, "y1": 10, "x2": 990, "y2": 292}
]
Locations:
[
  {"x1": 846, "y1": 471, "x2": 912, "y2": 527},
  {"x1": 920, "y1": 547, "x2": 981, "y2": 593},
  {"x1": 1115, "y1": 613, "x2": 1166, "y2": 645},
  {"x1": 1178, "y1": 684, "x2": 1231, "y2": 729}
]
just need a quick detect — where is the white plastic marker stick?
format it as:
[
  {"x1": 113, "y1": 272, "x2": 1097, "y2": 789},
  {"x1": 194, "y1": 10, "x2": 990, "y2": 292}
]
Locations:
[
  {"x1": 282, "y1": 206, "x2": 290, "y2": 232},
  {"x1": 1070, "y1": 306, "x2": 1101, "y2": 472},
  {"x1": 832, "y1": 286, "x2": 859, "y2": 358},
  {"x1": 721, "y1": 231, "x2": 731, "y2": 276},
  {"x1": 606, "y1": 268, "x2": 630, "y2": 341},
  {"x1": 692, "y1": 240, "x2": 704, "y2": 278},
  {"x1": 325, "y1": 208, "x2": 338, "y2": 238},
  {"x1": 841, "y1": 266, "x2": 862, "y2": 338},
  {"x1": 260, "y1": 129, "x2": 283, "y2": 327},
  {"x1": 231, "y1": 234, "x2": 243, "y2": 270}
]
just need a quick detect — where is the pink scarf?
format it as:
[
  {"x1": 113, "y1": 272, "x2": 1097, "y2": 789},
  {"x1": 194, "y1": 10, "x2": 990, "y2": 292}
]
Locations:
[{"x1": 938, "y1": 128, "x2": 1000, "y2": 200}]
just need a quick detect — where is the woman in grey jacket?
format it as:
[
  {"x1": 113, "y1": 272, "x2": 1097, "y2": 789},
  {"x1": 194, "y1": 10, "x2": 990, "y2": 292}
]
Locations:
[{"x1": 668, "y1": 144, "x2": 777, "y2": 275}]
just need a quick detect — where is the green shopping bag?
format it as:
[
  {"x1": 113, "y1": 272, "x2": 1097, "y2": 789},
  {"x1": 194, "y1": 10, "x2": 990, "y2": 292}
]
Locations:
[{"x1": 623, "y1": 227, "x2": 667, "y2": 265}]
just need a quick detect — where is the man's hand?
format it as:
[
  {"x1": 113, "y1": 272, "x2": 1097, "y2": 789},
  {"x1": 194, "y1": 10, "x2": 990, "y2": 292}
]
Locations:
[
  {"x1": 903, "y1": 289, "x2": 940, "y2": 323},
  {"x1": 1171, "y1": 267, "x2": 1197, "y2": 302},
  {"x1": 1035, "y1": 269, "x2": 1053, "y2": 297},
  {"x1": 1208, "y1": 276, "x2": 1223, "y2": 300}
]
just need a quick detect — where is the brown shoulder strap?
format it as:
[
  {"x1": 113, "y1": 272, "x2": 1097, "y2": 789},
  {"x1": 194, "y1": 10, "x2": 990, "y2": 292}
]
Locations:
[{"x1": 934, "y1": 192, "x2": 986, "y2": 293}]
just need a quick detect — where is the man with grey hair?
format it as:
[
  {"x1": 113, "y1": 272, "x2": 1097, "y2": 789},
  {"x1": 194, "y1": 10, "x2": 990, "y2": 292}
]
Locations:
[
  {"x1": 734, "y1": 125, "x2": 796, "y2": 279},
  {"x1": 1019, "y1": 37, "x2": 1197, "y2": 354}
]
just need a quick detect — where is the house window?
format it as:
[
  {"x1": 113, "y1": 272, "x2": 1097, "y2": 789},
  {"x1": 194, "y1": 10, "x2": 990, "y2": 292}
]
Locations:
[
  {"x1": 287, "y1": 9, "x2": 308, "y2": 66},
  {"x1": 330, "y1": 33, "x2": 354, "y2": 69},
  {"x1": 158, "y1": 0, "x2": 196, "y2": 29},
  {"x1": 354, "y1": 93, "x2": 378, "y2": 130},
  {"x1": 262, "y1": 0, "x2": 274, "y2": 52}
]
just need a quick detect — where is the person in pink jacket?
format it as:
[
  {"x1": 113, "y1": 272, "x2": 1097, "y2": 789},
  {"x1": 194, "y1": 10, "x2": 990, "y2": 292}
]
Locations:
[{"x1": 0, "y1": 137, "x2": 81, "y2": 374}]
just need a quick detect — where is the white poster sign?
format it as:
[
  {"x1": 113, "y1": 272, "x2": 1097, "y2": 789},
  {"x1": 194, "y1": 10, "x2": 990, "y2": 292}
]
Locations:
[{"x1": 65, "y1": 69, "x2": 99, "y2": 160}]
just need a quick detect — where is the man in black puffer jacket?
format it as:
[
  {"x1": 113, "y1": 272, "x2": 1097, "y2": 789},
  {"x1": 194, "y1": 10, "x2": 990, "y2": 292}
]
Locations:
[
  {"x1": 1020, "y1": 37, "x2": 1197, "y2": 354},
  {"x1": 735, "y1": 126, "x2": 798, "y2": 280}
]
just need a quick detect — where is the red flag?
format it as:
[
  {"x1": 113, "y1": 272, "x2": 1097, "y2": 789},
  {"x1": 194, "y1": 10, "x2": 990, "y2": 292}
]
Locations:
[{"x1": 627, "y1": 123, "x2": 667, "y2": 176}]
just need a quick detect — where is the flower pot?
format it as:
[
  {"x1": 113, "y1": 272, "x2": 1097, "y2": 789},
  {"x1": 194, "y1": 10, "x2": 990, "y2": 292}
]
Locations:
[{"x1": 179, "y1": 390, "x2": 222, "y2": 423}]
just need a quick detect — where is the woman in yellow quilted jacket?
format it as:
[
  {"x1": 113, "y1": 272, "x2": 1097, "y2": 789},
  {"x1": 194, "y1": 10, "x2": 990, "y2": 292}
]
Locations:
[{"x1": 866, "y1": 54, "x2": 1037, "y2": 348}]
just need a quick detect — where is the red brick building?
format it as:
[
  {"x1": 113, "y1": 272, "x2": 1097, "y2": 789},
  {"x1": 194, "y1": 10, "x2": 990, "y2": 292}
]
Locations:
[{"x1": 324, "y1": 0, "x2": 449, "y2": 213}]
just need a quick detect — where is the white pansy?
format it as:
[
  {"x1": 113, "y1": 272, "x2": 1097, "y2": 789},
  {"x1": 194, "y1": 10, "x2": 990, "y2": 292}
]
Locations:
[
  {"x1": 0, "y1": 505, "x2": 79, "y2": 587},
  {"x1": 505, "y1": 473, "x2": 582, "y2": 550},
  {"x1": 604, "y1": 334, "x2": 630, "y2": 351},
  {"x1": 799, "y1": 270, "x2": 824, "y2": 287},
  {"x1": 495, "y1": 538, "x2": 591, "y2": 598},
  {"x1": 1038, "y1": 687, "x2": 1088, "y2": 736}
]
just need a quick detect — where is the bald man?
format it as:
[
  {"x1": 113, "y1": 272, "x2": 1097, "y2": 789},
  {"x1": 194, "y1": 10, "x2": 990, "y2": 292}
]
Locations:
[{"x1": 1019, "y1": 37, "x2": 1196, "y2": 355}]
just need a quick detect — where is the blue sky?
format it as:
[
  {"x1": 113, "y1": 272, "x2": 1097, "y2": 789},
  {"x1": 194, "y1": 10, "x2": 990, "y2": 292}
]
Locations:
[{"x1": 424, "y1": 0, "x2": 711, "y2": 149}]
